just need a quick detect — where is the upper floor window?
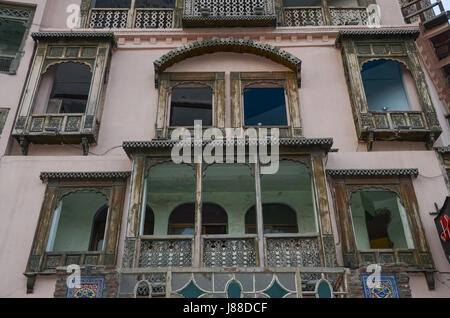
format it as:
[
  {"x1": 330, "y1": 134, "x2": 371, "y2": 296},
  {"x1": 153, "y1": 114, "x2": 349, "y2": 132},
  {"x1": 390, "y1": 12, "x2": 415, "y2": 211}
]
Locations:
[
  {"x1": 46, "y1": 191, "x2": 109, "y2": 252},
  {"x1": 0, "y1": 3, "x2": 34, "y2": 74},
  {"x1": 169, "y1": 85, "x2": 213, "y2": 127},
  {"x1": 245, "y1": 203, "x2": 298, "y2": 234},
  {"x1": 243, "y1": 85, "x2": 288, "y2": 127},
  {"x1": 12, "y1": 34, "x2": 114, "y2": 156},
  {"x1": 33, "y1": 62, "x2": 93, "y2": 115},
  {"x1": 350, "y1": 189, "x2": 414, "y2": 249},
  {"x1": 25, "y1": 171, "x2": 129, "y2": 293},
  {"x1": 361, "y1": 60, "x2": 412, "y2": 112}
]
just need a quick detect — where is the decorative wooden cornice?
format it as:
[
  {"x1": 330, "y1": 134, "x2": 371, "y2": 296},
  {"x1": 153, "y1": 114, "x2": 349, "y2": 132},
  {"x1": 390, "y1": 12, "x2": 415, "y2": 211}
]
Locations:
[
  {"x1": 153, "y1": 38, "x2": 302, "y2": 88},
  {"x1": 326, "y1": 168, "x2": 419, "y2": 177},
  {"x1": 335, "y1": 28, "x2": 421, "y2": 45},
  {"x1": 123, "y1": 137, "x2": 333, "y2": 155},
  {"x1": 31, "y1": 31, "x2": 117, "y2": 47},
  {"x1": 40, "y1": 171, "x2": 131, "y2": 182}
]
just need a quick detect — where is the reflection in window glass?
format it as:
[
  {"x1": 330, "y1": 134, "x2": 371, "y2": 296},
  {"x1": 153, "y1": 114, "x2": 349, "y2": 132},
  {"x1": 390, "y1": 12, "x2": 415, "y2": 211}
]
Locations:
[
  {"x1": 203, "y1": 164, "x2": 255, "y2": 235},
  {"x1": 91, "y1": 0, "x2": 131, "y2": 8},
  {"x1": 361, "y1": 59, "x2": 411, "y2": 111},
  {"x1": 243, "y1": 87, "x2": 287, "y2": 126},
  {"x1": 170, "y1": 87, "x2": 213, "y2": 126},
  {"x1": 260, "y1": 161, "x2": 317, "y2": 233},
  {"x1": 350, "y1": 189, "x2": 414, "y2": 250},
  {"x1": 46, "y1": 191, "x2": 109, "y2": 252},
  {"x1": 144, "y1": 162, "x2": 196, "y2": 235},
  {"x1": 48, "y1": 62, "x2": 93, "y2": 114},
  {"x1": 135, "y1": 0, "x2": 175, "y2": 8}
]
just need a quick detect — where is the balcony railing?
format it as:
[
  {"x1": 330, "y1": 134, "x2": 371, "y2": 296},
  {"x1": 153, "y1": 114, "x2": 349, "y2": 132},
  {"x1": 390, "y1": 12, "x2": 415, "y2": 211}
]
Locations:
[
  {"x1": 369, "y1": 110, "x2": 428, "y2": 131},
  {"x1": 329, "y1": 7, "x2": 369, "y2": 26},
  {"x1": 399, "y1": 0, "x2": 442, "y2": 24},
  {"x1": 283, "y1": 6, "x2": 368, "y2": 26},
  {"x1": 88, "y1": 8, "x2": 175, "y2": 29},
  {"x1": 138, "y1": 236, "x2": 194, "y2": 268},
  {"x1": 202, "y1": 235, "x2": 258, "y2": 267},
  {"x1": 182, "y1": 0, "x2": 276, "y2": 27},
  {"x1": 264, "y1": 234, "x2": 322, "y2": 268}
]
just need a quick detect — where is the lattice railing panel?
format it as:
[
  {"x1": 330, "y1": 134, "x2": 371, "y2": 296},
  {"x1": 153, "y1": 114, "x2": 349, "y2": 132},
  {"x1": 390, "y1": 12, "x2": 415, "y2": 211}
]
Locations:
[
  {"x1": 329, "y1": 7, "x2": 368, "y2": 26},
  {"x1": 138, "y1": 238, "x2": 193, "y2": 267},
  {"x1": 283, "y1": 7, "x2": 324, "y2": 26},
  {"x1": 184, "y1": 0, "x2": 275, "y2": 17},
  {"x1": 265, "y1": 236, "x2": 321, "y2": 268},
  {"x1": 89, "y1": 9, "x2": 128, "y2": 28},
  {"x1": 134, "y1": 9, "x2": 174, "y2": 28},
  {"x1": 399, "y1": 0, "x2": 436, "y2": 23},
  {"x1": 0, "y1": 5, "x2": 32, "y2": 19},
  {"x1": 202, "y1": 237, "x2": 257, "y2": 267}
]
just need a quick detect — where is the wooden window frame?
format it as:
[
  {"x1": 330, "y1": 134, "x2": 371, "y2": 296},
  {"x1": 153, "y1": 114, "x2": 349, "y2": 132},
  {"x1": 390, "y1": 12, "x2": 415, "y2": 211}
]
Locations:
[
  {"x1": 155, "y1": 72, "x2": 225, "y2": 139},
  {"x1": 0, "y1": 3, "x2": 35, "y2": 75},
  {"x1": 231, "y1": 72, "x2": 302, "y2": 137},
  {"x1": 24, "y1": 172, "x2": 129, "y2": 294},
  {"x1": 12, "y1": 36, "x2": 114, "y2": 156},
  {"x1": 328, "y1": 171, "x2": 435, "y2": 281},
  {"x1": 340, "y1": 37, "x2": 442, "y2": 149}
]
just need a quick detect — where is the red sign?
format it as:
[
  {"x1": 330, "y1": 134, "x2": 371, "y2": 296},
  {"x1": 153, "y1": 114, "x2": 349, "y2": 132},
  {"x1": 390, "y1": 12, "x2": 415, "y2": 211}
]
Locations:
[{"x1": 440, "y1": 215, "x2": 450, "y2": 242}]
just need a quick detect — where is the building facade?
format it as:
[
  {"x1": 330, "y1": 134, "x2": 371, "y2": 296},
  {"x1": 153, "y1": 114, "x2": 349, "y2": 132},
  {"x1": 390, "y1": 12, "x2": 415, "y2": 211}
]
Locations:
[{"x1": 0, "y1": 0, "x2": 450, "y2": 298}]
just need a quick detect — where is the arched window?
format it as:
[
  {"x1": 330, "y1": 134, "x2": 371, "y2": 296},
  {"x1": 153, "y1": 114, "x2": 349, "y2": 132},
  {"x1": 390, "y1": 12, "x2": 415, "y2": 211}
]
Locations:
[
  {"x1": 33, "y1": 62, "x2": 93, "y2": 115},
  {"x1": 46, "y1": 191, "x2": 109, "y2": 252},
  {"x1": 245, "y1": 203, "x2": 298, "y2": 234},
  {"x1": 361, "y1": 59, "x2": 412, "y2": 111},
  {"x1": 350, "y1": 189, "x2": 414, "y2": 249},
  {"x1": 88, "y1": 204, "x2": 108, "y2": 251},
  {"x1": 167, "y1": 203, "x2": 228, "y2": 235}
]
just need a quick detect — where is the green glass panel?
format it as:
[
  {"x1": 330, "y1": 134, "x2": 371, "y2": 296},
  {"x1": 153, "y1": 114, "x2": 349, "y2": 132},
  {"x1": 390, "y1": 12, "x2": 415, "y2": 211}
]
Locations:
[
  {"x1": 263, "y1": 280, "x2": 288, "y2": 298},
  {"x1": 0, "y1": 18, "x2": 26, "y2": 56},
  {"x1": 179, "y1": 281, "x2": 205, "y2": 298},
  {"x1": 227, "y1": 281, "x2": 242, "y2": 298},
  {"x1": 317, "y1": 281, "x2": 332, "y2": 298}
]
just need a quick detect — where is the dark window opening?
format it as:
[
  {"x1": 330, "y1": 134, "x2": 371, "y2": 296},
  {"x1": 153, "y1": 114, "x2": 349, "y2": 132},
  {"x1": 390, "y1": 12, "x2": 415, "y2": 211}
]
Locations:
[
  {"x1": 169, "y1": 86, "x2": 213, "y2": 126},
  {"x1": 361, "y1": 59, "x2": 411, "y2": 111},
  {"x1": 168, "y1": 203, "x2": 228, "y2": 235},
  {"x1": 0, "y1": 18, "x2": 26, "y2": 72},
  {"x1": 245, "y1": 203, "x2": 298, "y2": 234},
  {"x1": 47, "y1": 62, "x2": 93, "y2": 114},
  {"x1": 135, "y1": 0, "x2": 175, "y2": 8},
  {"x1": 365, "y1": 208, "x2": 392, "y2": 249},
  {"x1": 91, "y1": 0, "x2": 131, "y2": 8},
  {"x1": 243, "y1": 87, "x2": 288, "y2": 126},
  {"x1": 282, "y1": 0, "x2": 322, "y2": 6},
  {"x1": 88, "y1": 204, "x2": 108, "y2": 251},
  {"x1": 143, "y1": 205, "x2": 154, "y2": 235}
]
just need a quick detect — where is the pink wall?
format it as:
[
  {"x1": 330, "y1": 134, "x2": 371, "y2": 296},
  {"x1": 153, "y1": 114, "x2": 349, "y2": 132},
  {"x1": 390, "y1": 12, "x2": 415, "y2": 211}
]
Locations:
[{"x1": 1, "y1": 0, "x2": 450, "y2": 297}]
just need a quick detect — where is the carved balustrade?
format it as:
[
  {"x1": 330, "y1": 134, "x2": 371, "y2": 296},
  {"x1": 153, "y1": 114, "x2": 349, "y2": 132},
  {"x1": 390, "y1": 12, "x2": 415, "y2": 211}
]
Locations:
[
  {"x1": 138, "y1": 236, "x2": 194, "y2": 268},
  {"x1": 202, "y1": 235, "x2": 258, "y2": 267}
]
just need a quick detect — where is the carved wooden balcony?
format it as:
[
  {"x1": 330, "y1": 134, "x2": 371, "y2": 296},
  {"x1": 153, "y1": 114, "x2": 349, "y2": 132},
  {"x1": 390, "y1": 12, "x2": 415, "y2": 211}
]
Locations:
[
  {"x1": 13, "y1": 113, "x2": 96, "y2": 155},
  {"x1": 137, "y1": 236, "x2": 194, "y2": 268},
  {"x1": 182, "y1": 0, "x2": 277, "y2": 27},
  {"x1": 202, "y1": 235, "x2": 258, "y2": 267},
  {"x1": 88, "y1": 8, "x2": 175, "y2": 29},
  {"x1": 368, "y1": 110, "x2": 430, "y2": 138}
]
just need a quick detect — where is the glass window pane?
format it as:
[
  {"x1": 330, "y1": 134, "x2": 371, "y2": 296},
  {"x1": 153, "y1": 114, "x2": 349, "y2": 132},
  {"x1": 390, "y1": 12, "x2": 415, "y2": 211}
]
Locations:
[
  {"x1": 244, "y1": 87, "x2": 287, "y2": 126},
  {"x1": 135, "y1": 0, "x2": 175, "y2": 8},
  {"x1": 260, "y1": 161, "x2": 317, "y2": 233},
  {"x1": 145, "y1": 162, "x2": 196, "y2": 235},
  {"x1": 0, "y1": 19, "x2": 26, "y2": 57},
  {"x1": 203, "y1": 164, "x2": 255, "y2": 235},
  {"x1": 350, "y1": 189, "x2": 414, "y2": 250},
  {"x1": 170, "y1": 87, "x2": 213, "y2": 126},
  {"x1": 361, "y1": 60, "x2": 411, "y2": 111},
  {"x1": 48, "y1": 191, "x2": 109, "y2": 252},
  {"x1": 91, "y1": 0, "x2": 131, "y2": 8}
]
